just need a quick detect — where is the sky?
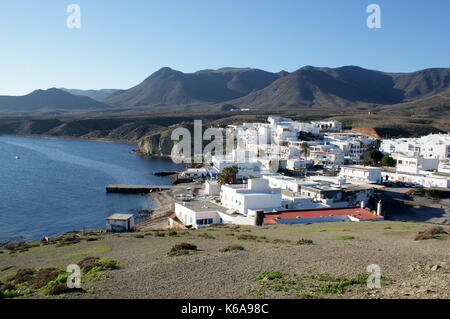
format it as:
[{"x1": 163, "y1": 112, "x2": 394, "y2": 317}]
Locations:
[{"x1": 0, "y1": 0, "x2": 449, "y2": 95}]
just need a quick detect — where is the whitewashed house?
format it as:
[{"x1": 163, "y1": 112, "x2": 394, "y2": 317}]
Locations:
[
  {"x1": 310, "y1": 151, "x2": 345, "y2": 167},
  {"x1": 174, "y1": 201, "x2": 227, "y2": 228},
  {"x1": 339, "y1": 166, "x2": 382, "y2": 184},
  {"x1": 205, "y1": 180, "x2": 220, "y2": 196},
  {"x1": 311, "y1": 121, "x2": 342, "y2": 131},
  {"x1": 396, "y1": 156, "x2": 440, "y2": 174},
  {"x1": 220, "y1": 178, "x2": 282, "y2": 215},
  {"x1": 380, "y1": 134, "x2": 450, "y2": 160}
]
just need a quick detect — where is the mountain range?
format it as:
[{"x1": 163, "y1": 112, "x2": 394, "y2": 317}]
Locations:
[
  {"x1": 1, "y1": 66, "x2": 449, "y2": 113},
  {"x1": 105, "y1": 66, "x2": 450, "y2": 112},
  {"x1": 59, "y1": 88, "x2": 123, "y2": 102},
  {"x1": 0, "y1": 88, "x2": 110, "y2": 112}
]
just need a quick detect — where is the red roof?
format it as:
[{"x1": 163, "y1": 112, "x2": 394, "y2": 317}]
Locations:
[{"x1": 264, "y1": 206, "x2": 382, "y2": 224}]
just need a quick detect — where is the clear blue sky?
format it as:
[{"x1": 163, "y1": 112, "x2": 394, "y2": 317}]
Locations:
[{"x1": 1, "y1": 0, "x2": 449, "y2": 95}]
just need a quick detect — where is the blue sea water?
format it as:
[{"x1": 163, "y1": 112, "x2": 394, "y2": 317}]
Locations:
[{"x1": 0, "y1": 136, "x2": 183, "y2": 242}]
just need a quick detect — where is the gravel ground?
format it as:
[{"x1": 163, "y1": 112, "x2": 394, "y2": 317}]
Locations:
[
  {"x1": 1, "y1": 221, "x2": 449, "y2": 299},
  {"x1": 383, "y1": 187, "x2": 450, "y2": 224}
]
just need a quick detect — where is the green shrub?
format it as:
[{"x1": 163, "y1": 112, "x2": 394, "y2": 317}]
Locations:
[
  {"x1": 337, "y1": 236, "x2": 355, "y2": 240},
  {"x1": 168, "y1": 242, "x2": 198, "y2": 257},
  {"x1": 255, "y1": 271, "x2": 285, "y2": 281},
  {"x1": 219, "y1": 245, "x2": 244, "y2": 252},
  {"x1": 414, "y1": 227, "x2": 447, "y2": 240},
  {"x1": 9, "y1": 268, "x2": 35, "y2": 285},
  {"x1": 170, "y1": 243, "x2": 197, "y2": 251},
  {"x1": 296, "y1": 238, "x2": 313, "y2": 245},
  {"x1": 44, "y1": 271, "x2": 70, "y2": 295},
  {"x1": 198, "y1": 233, "x2": 215, "y2": 239}
]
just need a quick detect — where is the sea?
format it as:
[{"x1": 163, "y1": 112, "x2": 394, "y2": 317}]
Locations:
[{"x1": 0, "y1": 136, "x2": 183, "y2": 242}]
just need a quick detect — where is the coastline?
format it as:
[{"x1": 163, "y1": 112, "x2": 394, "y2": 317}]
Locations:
[
  {"x1": 0, "y1": 133, "x2": 139, "y2": 147},
  {"x1": 0, "y1": 135, "x2": 179, "y2": 244},
  {"x1": 0, "y1": 133, "x2": 175, "y2": 161}
]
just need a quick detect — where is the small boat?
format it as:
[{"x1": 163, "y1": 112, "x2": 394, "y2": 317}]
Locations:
[{"x1": 15, "y1": 156, "x2": 20, "y2": 160}]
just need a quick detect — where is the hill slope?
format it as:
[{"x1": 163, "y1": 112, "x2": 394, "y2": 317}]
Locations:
[
  {"x1": 228, "y1": 66, "x2": 450, "y2": 110},
  {"x1": 105, "y1": 67, "x2": 281, "y2": 107},
  {"x1": 59, "y1": 88, "x2": 123, "y2": 102},
  {"x1": 0, "y1": 88, "x2": 111, "y2": 112}
]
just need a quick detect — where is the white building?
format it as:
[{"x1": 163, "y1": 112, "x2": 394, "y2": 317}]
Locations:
[
  {"x1": 383, "y1": 171, "x2": 450, "y2": 188},
  {"x1": 380, "y1": 133, "x2": 450, "y2": 160},
  {"x1": 339, "y1": 166, "x2": 382, "y2": 184},
  {"x1": 174, "y1": 201, "x2": 228, "y2": 228},
  {"x1": 286, "y1": 158, "x2": 313, "y2": 170},
  {"x1": 396, "y1": 156, "x2": 440, "y2": 174},
  {"x1": 311, "y1": 121, "x2": 342, "y2": 131},
  {"x1": 212, "y1": 150, "x2": 262, "y2": 178},
  {"x1": 438, "y1": 160, "x2": 450, "y2": 174},
  {"x1": 310, "y1": 151, "x2": 344, "y2": 167},
  {"x1": 263, "y1": 175, "x2": 300, "y2": 193},
  {"x1": 205, "y1": 180, "x2": 220, "y2": 196},
  {"x1": 220, "y1": 178, "x2": 282, "y2": 215},
  {"x1": 382, "y1": 155, "x2": 449, "y2": 188},
  {"x1": 181, "y1": 168, "x2": 208, "y2": 178}
]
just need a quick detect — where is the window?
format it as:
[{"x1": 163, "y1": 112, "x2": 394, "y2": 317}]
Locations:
[{"x1": 197, "y1": 218, "x2": 213, "y2": 226}]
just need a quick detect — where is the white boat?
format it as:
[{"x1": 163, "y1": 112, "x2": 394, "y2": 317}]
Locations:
[{"x1": 15, "y1": 156, "x2": 20, "y2": 160}]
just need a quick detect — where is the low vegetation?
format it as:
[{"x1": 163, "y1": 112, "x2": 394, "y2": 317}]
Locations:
[
  {"x1": 0, "y1": 256, "x2": 119, "y2": 298},
  {"x1": 198, "y1": 233, "x2": 216, "y2": 239},
  {"x1": 168, "y1": 243, "x2": 198, "y2": 257},
  {"x1": 252, "y1": 271, "x2": 379, "y2": 298},
  {"x1": 1, "y1": 241, "x2": 40, "y2": 254},
  {"x1": 219, "y1": 245, "x2": 245, "y2": 253},
  {"x1": 296, "y1": 238, "x2": 314, "y2": 245},
  {"x1": 414, "y1": 227, "x2": 448, "y2": 241},
  {"x1": 255, "y1": 271, "x2": 285, "y2": 281},
  {"x1": 309, "y1": 273, "x2": 370, "y2": 294},
  {"x1": 337, "y1": 236, "x2": 355, "y2": 240}
]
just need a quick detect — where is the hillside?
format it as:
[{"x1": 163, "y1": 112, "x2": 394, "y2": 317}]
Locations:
[
  {"x1": 0, "y1": 221, "x2": 448, "y2": 299},
  {"x1": 59, "y1": 88, "x2": 123, "y2": 102},
  {"x1": 2, "y1": 66, "x2": 450, "y2": 116},
  {"x1": 104, "y1": 67, "x2": 281, "y2": 107},
  {"x1": 0, "y1": 88, "x2": 111, "y2": 112},
  {"x1": 228, "y1": 66, "x2": 450, "y2": 110}
]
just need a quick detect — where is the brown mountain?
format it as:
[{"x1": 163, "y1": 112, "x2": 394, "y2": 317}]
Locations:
[
  {"x1": 0, "y1": 88, "x2": 111, "y2": 112},
  {"x1": 228, "y1": 66, "x2": 450, "y2": 110},
  {"x1": 104, "y1": 67, "x2": 281, "y2": 107}
]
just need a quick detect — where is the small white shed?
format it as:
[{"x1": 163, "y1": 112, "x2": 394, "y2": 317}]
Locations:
[{"x1": 106, "y1": 214, "x2": 135, "y2": 232}]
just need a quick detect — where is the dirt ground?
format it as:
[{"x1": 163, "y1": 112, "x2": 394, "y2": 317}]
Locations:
[
  {"x1": 135, "y1": 183, "x2": 205, "y2": 230},
  {"x1": 1, "y1": 221, "x2": 448, "y2": 299},
  {"x1": 382, "y1": 187, "x2": 450, "y2": 225}
]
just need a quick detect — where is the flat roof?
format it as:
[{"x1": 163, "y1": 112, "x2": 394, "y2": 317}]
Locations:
[
  {"x1": 340, "y1": 165, "x2": 379, "y2": 171},
  {"x1": 107, "y1": 214, "x2": 134, "y2": 221},
  {"x1": 264, "y1": 206, "x2": 382, "y2": 224},
  {"x1": 176, "y1": 200, "x2": 228, "y2": 213}
]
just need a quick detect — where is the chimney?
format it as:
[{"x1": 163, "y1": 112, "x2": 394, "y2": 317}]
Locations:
[
  {"x1": 360, "y1": 201, "x2": 365, "y2": 209},
  {"x1": 377, "y1": 200, "x2": 383, "y2": 216}
]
